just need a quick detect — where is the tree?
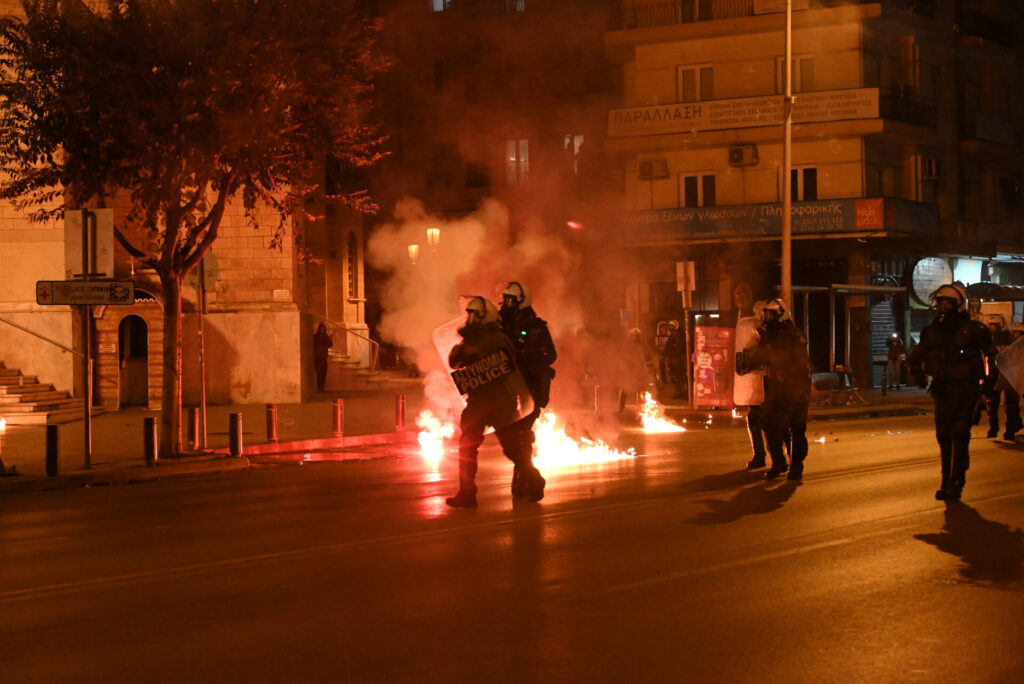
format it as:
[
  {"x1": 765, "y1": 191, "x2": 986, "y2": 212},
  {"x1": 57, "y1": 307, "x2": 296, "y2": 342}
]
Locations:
[{"x1": 0, "y1": 0, "x2": 389, "y2": 455}]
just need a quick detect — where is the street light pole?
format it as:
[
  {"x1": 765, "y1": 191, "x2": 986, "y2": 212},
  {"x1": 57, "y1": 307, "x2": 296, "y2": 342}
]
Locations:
[{"x1": 781, "y1": 0, "x2": 793, "y2": 311}]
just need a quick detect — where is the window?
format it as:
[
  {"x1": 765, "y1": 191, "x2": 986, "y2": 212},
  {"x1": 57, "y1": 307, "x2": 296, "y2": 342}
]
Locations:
[
  {"x1": 347, "y1": 232, "x2": 359, "y2": 299},
  {"x1": 678, "y1": 65, "x2": 713, "y2": 103},
  {"x1": 430, "y1": 0, "x2": 452, "y2": 11},
  {"x1": 781, "y1": 167, "x2": 818, "y2": 201},
  {"x1": 562, "y1": 134, "x2": 584, "y2": 176},
  {"x1": 506, "y1": 139, "x2": 529, "y2": 185},
  {"x1": 776, "y1": 55, "x2": 815, "y2": 93},
  {"x1": 679, "y1": 173, "x2": 716, "y2": 207},
  {"x1": 501, "y1": 0, "x2": 525, "y2": 14}
]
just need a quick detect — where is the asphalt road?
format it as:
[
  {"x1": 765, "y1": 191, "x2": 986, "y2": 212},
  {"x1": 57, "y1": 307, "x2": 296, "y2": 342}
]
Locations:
[{"x1": 2, "y1": 413, "x2": 1023, "y2": 683}]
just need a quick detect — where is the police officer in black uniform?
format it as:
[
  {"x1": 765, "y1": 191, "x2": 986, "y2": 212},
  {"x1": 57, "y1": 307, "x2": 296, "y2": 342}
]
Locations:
[
  {"x1": 907, "y1": 284, "x2": 995, "y2": 502},
  {"x1": 981, "y1": 314, "x2": 1022, "y2": 440},
  {"x1": 741, "y1": 298, "x2": 811, "y2": 481},
  {"x1": 499, "y1": 281, "x2": 557, "y2": 499},
  {"x1": 446, "y1": 296, "x2": 545, "y2": 507}
]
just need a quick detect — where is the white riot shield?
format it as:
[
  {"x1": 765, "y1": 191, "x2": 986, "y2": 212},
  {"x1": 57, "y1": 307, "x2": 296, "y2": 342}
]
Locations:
[
  {"x1": 733, "y1": 315, "x2": 765, "y2": 406},
  {"x1": 995, "y1": 334, "x2": 1024, "y2": 395}
]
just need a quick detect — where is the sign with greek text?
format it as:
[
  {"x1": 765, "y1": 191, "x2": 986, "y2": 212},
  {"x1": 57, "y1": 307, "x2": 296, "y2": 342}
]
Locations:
[
  {"x1": 451, "y1": 349, "x2": 515, "y2": 395},
  {"x1": 608, "y1": 88, "x2": 879, "y2": 138},
  {"x1": 36, "y1": 280, "x2": 135, "y2": 305}
]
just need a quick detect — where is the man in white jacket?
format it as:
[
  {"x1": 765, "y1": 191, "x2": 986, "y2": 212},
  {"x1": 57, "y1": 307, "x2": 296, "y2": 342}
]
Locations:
[{"x1": 734, "y1": 302, "x2": 767, "y2": 469}]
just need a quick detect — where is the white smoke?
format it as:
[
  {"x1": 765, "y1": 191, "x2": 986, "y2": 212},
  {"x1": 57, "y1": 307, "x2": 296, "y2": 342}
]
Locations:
[{"x1": 367, "y1": 196, "x2": 583, "y2": 416}]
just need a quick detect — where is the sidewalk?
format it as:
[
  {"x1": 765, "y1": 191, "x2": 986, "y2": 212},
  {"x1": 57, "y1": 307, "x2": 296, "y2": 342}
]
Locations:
[
  {"x1": 0, "y1": 383, "x2": 426, "y2": 495},
  {"x1": 0, "y1": 381, "x2": 930, "y2": 495}
]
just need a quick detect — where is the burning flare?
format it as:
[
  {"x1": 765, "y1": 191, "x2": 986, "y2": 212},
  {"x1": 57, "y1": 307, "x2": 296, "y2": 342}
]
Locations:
[
  {"x1": 639, "y1": 392, "x2": 686, "y2": 433},
  {"x1": 416, "y1": 409, "x2": 454, "y2": 470},
  {"x1": 533, "y1": 410, "x2": 636, "y2": 468}
]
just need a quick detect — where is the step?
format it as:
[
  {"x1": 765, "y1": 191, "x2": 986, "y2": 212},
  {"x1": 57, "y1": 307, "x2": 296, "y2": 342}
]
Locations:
[
  {"x1": 0, "y1": 389, "x2": 70, "y2": 402},
  {"x1": 0, "y1": 383, "x2": 54, "y2": 395}
]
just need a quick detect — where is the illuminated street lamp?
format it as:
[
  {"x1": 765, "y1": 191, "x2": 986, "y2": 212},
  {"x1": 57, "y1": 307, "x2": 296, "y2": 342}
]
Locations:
[
  {"x1": 408, "y1": 243, "x2": 420, "y2": 265},
  {"x1": 426, "y1": 227, "x2": 440, "y2": 251}
]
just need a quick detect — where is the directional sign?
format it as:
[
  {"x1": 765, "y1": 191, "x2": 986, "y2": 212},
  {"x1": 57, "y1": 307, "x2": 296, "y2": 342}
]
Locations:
[{"x1": 36, "y1": 280, "x2": 135, "y2": 306}]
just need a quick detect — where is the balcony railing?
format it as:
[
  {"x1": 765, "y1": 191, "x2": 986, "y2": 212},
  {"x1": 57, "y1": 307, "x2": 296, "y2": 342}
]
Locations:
[{"x1": 622, "y1": 0, "x2": 753, "y2": 29}]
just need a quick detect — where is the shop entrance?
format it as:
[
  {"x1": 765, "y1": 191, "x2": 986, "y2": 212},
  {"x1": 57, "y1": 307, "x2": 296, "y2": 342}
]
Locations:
[{"x1": 119, "y1": 315, "x2": 149, "y2": 406}]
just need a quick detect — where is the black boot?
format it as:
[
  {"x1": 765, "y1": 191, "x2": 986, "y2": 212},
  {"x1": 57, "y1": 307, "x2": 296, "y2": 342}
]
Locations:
[
  {"x1": 511, "y1": 466, "x2": 526, "y2": 499},
  {"x1": 445, "y1": 488, "x2": 478, "y2": 508},
  {"x1": 746, "y1": 456, "x2": 766, "y2": 470},
  {"x1": 764, "y1": 461, "x2": 788, "y2": 480}
]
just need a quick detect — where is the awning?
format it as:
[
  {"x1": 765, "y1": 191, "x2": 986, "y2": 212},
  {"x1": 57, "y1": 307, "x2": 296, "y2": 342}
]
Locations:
[{"x1": 965, "y1": 282, "x2": 1024, "y2": 301}]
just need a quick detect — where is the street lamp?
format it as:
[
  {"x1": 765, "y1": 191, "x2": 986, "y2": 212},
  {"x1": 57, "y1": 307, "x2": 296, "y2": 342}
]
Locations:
[
  {"x1": 408, "y1": 244, "x2": 420, "y2": 265},
  {"x1": 426, "y1": 227, "x2": 440, "y2": 251},
  {"x1": 781, "y1": 0, "x2": 793, "y2": 310}
]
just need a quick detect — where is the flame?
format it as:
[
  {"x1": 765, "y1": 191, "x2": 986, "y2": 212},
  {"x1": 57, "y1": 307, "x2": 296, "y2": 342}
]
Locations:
[
  {"x1": 732, "y1": 408, "x2": 742, "y2": 419},
  {"x1": 639, "y1": 392, "x2": 686, "y2": 433},
  {"x1": 533, "y1": 410, "x2": 636, "y2": 468},
  {"x1": 416, "y1": 409, "x2": 454, "y2": 474},
  {"x1": 815, "y1": 436, "x2": 826, "y2": 444},
  {"x1": 0, "y1": 416, "x2": 5, "y2": 432}
]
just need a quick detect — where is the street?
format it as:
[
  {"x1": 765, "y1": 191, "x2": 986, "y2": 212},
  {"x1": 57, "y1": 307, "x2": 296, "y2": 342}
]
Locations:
[{"x1": 2, "y1": 413, "x2": 1023, "y2": 683}]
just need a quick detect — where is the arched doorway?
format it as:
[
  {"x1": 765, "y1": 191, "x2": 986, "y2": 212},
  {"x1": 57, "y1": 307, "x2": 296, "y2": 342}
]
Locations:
[{"x1": 119, "y1": 315, "x2": 149, "y2": 406}]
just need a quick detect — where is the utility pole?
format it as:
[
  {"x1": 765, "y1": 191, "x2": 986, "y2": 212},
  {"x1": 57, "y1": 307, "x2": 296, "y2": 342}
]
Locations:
[{"x1": 781, "y1": 0, "x2": 793, "y2": 311}]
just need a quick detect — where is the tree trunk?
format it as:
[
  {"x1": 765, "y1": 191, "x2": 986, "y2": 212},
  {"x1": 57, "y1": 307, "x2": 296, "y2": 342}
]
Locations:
[{"x1": 159, "y1": 271, "x2": 184, "y2": 456}]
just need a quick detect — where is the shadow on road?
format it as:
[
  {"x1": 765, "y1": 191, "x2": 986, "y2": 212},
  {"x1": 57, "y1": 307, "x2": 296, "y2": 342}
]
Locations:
[
  {"x1": 915, "y1": 503, "x2": 1024, "y2": 589},
  {"x1": 681, "y1": 468, "x2": 762, "y2": 494},
  {"x1": 687, "y1": 480, "x2": 799, "y2": 525}
]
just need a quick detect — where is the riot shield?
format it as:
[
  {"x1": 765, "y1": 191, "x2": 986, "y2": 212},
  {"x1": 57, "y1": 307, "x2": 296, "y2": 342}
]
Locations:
[
  {"x1": 996, "y1": 334, "x2": 1024, "y2": 395},
  {"x1": 432, "y1": 316, "x2": 535, "y2": 428}
]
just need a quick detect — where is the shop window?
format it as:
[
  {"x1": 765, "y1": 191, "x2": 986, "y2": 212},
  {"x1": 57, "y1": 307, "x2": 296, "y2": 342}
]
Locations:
[
  {"x1": 680, "y1": 173, "x2": 716, "y2": 207},
  {"x1": 678, "y1": 65, "x2": 713, "y2": 102}
]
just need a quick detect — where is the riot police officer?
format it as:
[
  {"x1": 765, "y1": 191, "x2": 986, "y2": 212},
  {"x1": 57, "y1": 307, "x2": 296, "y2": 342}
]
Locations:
[
  {"x1": 446, "y1": 296, "x2": 545, "y2": 507},
  {"x1": 499, "y1": 281, "x2": 557, "y2": 499},
  {"x1": 981, "y1": 314, "x2": 1021, "y2": 440},
  {"x1": 742, "y1": 298, "x2": 811, "y2": 481},
  {"x1": 907, "y1": 284, "x2": 995, "y2": 501}
]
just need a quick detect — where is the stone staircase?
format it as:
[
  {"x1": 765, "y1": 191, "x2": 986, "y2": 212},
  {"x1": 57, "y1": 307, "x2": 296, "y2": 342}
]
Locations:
[
  {"x1": 0, "y1": 362, "x2": 86, "y2": 425},
  {"x1": 325, "y1": 351, "x2": 422, "y2": 392}
]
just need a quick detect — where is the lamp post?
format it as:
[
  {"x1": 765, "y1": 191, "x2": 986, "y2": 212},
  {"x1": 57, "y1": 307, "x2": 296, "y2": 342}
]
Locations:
[
  {"x1": 781, "y1": 0, "x2": 793, "y2": 310},
  {"x1": 408, "y1": 243, "x2": 420, "y2": 265},
  {"x1": 426, "y1": 227, "x2": 440, "y2": 252}
]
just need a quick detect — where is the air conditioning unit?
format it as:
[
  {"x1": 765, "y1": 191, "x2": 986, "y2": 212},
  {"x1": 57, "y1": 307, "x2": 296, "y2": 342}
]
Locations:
[
  {"x1": 922, "y1": 157, "x2": 941, "y2": 180},
  {"x1": 728, "y1": 144, "x2": 758, "y2": 167},
  {"x1": 637, "y1": 159, "x2": 669, "y2": 180}
]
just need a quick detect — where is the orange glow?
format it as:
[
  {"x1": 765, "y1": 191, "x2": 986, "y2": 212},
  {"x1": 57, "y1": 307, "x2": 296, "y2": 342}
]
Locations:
[
  {"x1": 731, "y1": 408, "x2": 742, "y2": 419},
  {"x1": 566, "y1": 220, "x2": 583, "y2": 230},
  {"x1": 416, "y1": 409, "x2": 454, "y2": 474},
  {"x1": 639, "y1": 392, "x2": 686, "y2": 433},
  {"x1": 533, "y1": 410, "x2": 636, "y2": 468},
  {"x1": 815, "y1": 436, "x2": 826, "y2": 444},
  {"x1": 0, "y1": 416, "x2": 5, "y2": 433}
]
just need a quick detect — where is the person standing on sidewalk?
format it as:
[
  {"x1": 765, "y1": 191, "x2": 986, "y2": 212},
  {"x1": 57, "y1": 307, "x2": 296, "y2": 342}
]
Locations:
[
  {"x1": 886, "y1": 333, "x2": 905, "y2": 389},
  {"x1": 741, "y1": 299, "x2": 810, "y2": 481},
  {"x1": 313, "y1": 323, "x2": 333, "y2": 392},
  {"x1": 907, "y1": 284, "x2": 994, "y2": 501},
  {"x1": 446, "y1": 296, "x2": 545, "y2": 508},
  {"x1": 499, "y1": 281, "x2": 557, "y2": 499}
]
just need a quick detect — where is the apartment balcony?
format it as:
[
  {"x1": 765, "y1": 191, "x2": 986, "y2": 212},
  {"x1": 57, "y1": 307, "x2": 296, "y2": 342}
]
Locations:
[
  {"x1": 621, "y1": 0, "x2": 753, "y2": 29},
  {"x1": 877, "y1": 86, "x2": 937, "y2": 129}
]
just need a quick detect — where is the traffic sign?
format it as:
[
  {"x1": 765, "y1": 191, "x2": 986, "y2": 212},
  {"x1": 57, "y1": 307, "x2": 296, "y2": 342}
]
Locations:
[{"x1": 36, "y1": 280, "x2": 135, "y2": 305}]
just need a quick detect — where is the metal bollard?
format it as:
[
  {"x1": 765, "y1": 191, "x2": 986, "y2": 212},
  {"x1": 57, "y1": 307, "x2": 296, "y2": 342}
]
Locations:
[
  {"x1": 881, "y1": 370, "x2": 888, "y2": 397},
  {"x1": 594, "y1": 385, "x2": 602, "y2": 414},
  {"x1": 143, "y1": 417, "x2": 158, "y2": 466},
  {"x1": 187, "y1": 407, "x2": 200, "y2": 450},
  {"x1": 266, "y1": 403, "x2": 278, "y2": 443},
  {"x1": 333, "y1": 398, "x2": 344, "y2": 437},
  {"x1": 45, "y1": 424, "x2": 59, "y2": 476},
  {"x1": 396, "y1": 394, "x2": 406, "y2": 431},
  {"x1": 229, "y1": 412, "x2": 244, "y2": 457}
]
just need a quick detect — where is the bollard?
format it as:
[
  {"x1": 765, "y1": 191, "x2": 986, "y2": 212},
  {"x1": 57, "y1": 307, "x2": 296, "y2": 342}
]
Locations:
[
  {"x1": 143, "y1": 417, "x2": 158, "y2": 466},
  {"x1": 229, "y1": 412, "x2": 244, "y2": 457},
  {"x1": 45, "y1": 424, "x2": 59, "y2": 476},
  {"x1": 333, "y1": 398, "x2": 344, "y2": 437},
  {"x1": 881, "y1": 370, "x2": 888, "y2": 397},
  {"x1": 594, "y1": 385, "x2": 602, "y2": 414},
  {"x1": 396, "y1": 394, "x2": 406, "y2": 431},
  {"x1": 266, "y1": 403, "x2": 278, "y2": 443},
  {"x1": 187, "y1": 407, "x2": 200, "y2": 450}
]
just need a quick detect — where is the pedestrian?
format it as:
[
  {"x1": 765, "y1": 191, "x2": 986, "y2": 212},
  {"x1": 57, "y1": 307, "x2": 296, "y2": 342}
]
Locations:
[
  {"x1": 886, "y1": 332, "x2": 905, "y2": 389},
  {"x1": 981, "y1": 314, "x2": 1021, "y2": 440},
  {"x1": 742, "y1": 298, "x2": 810, "y2": 481},
  {"x1": 734, "y1": 302, "x2": 768, "y2": 469},
  {"x1": 446, "y1": 296, "x2": 545, "y2": 507},
  {"x1": 906, "y1": 284, "x2": 994, "y2": 501},
  {"x1": 313, "y1": 323, "x2": 333, "y2": 392},
  {"x1": 663, "y1": 321, "x2": 688, "y2": 399}
]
